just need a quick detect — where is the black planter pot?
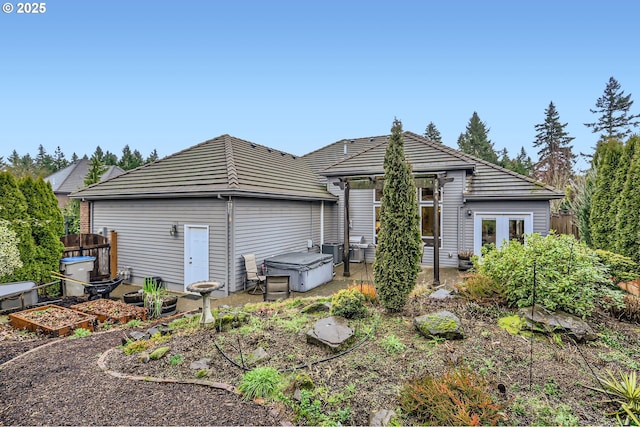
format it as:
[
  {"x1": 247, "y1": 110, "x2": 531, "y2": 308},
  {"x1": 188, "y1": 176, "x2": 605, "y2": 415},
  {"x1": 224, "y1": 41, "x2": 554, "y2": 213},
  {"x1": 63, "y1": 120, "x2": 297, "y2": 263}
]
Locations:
[
  {"x1": 458, "y1": 257, "x2": 473, "y2": 271},
  {"x1": 123, "y1": 291, "x2": 144, "y2": 307},
  {"x1": 160, "y1": 295, "x2": 178, "y2": 315}
]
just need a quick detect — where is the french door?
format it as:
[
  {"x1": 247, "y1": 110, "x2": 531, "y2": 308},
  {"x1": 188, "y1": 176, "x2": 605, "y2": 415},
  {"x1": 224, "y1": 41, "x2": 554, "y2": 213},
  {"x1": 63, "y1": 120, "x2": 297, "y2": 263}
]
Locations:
[{"x1": 473, "y1": 214, "x2": 532, "y2": 255}]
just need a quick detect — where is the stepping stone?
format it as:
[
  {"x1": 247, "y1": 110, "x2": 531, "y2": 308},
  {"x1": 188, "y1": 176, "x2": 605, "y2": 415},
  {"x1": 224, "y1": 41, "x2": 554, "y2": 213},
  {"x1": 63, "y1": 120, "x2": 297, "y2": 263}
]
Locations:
[
  {"x1": 429, "y1": 289, "x2": 453, "y2": 299},
  {"x1": 306, "y1": 316, "x2": 354, "y2": 352}
]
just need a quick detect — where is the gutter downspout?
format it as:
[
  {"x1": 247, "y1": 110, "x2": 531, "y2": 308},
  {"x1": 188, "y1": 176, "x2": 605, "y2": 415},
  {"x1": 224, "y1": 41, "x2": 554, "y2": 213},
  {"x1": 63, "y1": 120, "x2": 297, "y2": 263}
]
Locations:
[
  {"x1": 343, "y1": 180, "x2": 350, "y2": 277},
  {"x1": 320, "y1": 201, "x2": 324, "y2": 247},
  {"x1": 226, "y1": 197, "x2": 232, "y2": 296}
]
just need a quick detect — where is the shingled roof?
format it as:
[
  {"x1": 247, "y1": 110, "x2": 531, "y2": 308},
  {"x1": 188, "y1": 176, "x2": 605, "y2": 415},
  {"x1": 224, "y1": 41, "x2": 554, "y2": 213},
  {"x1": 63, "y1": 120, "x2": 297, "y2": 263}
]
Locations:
[
  {"x1": 72, "y1": 134, "x2": 336, "y2": 201},
  {"x1": 46, "y1": 158, "x2": 125, "y2": 195},
  {"x1": 316, "y1": 131, "x2": 564, "y2": 201}
]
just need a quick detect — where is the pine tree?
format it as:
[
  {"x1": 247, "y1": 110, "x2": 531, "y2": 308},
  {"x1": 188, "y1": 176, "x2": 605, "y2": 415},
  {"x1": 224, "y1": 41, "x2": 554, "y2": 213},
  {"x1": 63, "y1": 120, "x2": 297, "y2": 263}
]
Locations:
[
  {"x1": 35, "y1": 144, "x2": 55, "y2": 176},
  {"x1": 85, "y1": 154, "x2": 108, "y2": 186},
  {"x1": 589, "y1": 139, "x2": 623, "y2": 251},
  {"x1": 614, "y1": 135, "x2": 640, "y2": 261},
  {"x1": 93, "y1": 146, "x2": 105, "y2": 163},
  {"x1": 0, "y1": 172, "x2": 37, "y2": 282},
  {"x1": 103, "y1": 151, "x2": 118, "y2": 165},
  {"x1": 423, "y1": 122, "x2": 442, "y2": 143},
  {"x1": 146, "y1": 149, "x2": 159, "y2": 163},
  {"x1": 514, "y1": 147, "x2": 533, "y2": 176},
  {"x1": 373, "y1": 119, "x2": 422, "y2": 312},
  {"x1": 457, "y1": 112, "x2": 499, "y2": 164},
  {"x1": 71, "y1": 153, "x2": 79, "y2": 162},
  {"x1": 119, "y1": 145, "x2": 144, "y2": 170},
  {"x1": 585, "y1": 76, "x2": 640, "y2": 141},
  {"x1": 52, "y1": 146, "x2": 68, "y2": 171},
  {"x1": 533, "y1": 102, "x2": 576, "y2": 190}
]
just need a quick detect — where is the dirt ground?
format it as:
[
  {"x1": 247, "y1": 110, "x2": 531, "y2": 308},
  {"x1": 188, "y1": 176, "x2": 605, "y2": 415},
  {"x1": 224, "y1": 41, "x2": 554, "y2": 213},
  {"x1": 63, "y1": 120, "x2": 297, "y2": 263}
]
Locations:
[{"x1": 1, "y1": 290, "x2": 639, "y2": 426}]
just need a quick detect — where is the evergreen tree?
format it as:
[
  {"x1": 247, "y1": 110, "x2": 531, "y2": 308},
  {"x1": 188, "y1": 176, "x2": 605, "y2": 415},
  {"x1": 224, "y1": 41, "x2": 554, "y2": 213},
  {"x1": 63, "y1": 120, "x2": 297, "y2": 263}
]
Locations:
[
  {"x1": 52, "y1": 146, "x2": 68, "y2": 171},
  {"x1": 18, "y1": 177, "x2": 65, "y2": 284},
  {"x1": 373, "y1": 119, "x2": 422, "y2": 312},
  {"x1": 85, "y1": 154, "x2": 107, "y2": 186},
  {"x1": 71, "y1": 152, "x2": 79, "y2": 162},
  {"x1": 35, "y1": 144, "x2": 55, "y2": 176},
  {"x1": 119, "y1": 145, "x2": 144, "y2": 170},
  {"x1": 614, "y1": 135, "x2": 640, "y2": 261},
  {"x1": 0, "y1": 219, "x2": 22, "y2": 278},
  {"x1": 589, "y1": 139, "x2": 623, "y2": 250},
  {"x1": 585, "y1": 76, "x2": 640, "y2": 141},
  {"x1": 457, "y1": 112, "x2": 499, "y2": 164},
  {"x1": 423, "y1": 122, "x2": 442, "y2": 143},
  {"x1": 533, "y1": 102, "x2": 576, "y2": 190},
  {"x1": 569, "y1": 169, "x2": 596, "y2": 247},
  {"x1": 0, "y1": 172, "x2": 37, "y2": 282},
  {"x1": 93, "y1": 146, "x2": 105, "y2": 163},
  {"x1": 514, "y1": 147, "x2": 534, "y2": 176},
  {"x1": 103, "y1": 150, "x2": 118, "y2": 165},
  {"x1": 146, "y1": 149, "x2": 159, "y2": 163}
]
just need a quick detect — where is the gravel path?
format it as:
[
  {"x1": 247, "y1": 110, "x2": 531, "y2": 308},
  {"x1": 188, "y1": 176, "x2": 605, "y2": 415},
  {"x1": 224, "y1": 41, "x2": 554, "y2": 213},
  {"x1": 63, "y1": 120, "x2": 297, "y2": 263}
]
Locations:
[{"x1": 0, "y1": 330, "x2": 286, "y2": 426}]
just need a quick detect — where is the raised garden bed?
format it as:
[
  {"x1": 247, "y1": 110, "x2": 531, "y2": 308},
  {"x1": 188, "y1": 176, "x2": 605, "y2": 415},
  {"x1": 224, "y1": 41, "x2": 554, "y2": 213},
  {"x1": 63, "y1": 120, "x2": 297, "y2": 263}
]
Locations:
[
  {"x1": 9, "y1": 304, "x2": 96, "y2": 337},
  {"x1": 71, "y1": 299, "x2": 147, "y2": 323}
]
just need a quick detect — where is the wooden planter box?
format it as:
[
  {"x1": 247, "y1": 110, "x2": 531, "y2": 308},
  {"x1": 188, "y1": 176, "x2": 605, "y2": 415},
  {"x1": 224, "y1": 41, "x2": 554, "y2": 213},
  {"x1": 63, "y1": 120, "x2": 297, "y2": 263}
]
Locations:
[
  {"x1": 71, "y1": 299, "x2": 147, "y2": 323},
  {"x1": 9, "y1": 305, "x2": 96, "y2": 337}
]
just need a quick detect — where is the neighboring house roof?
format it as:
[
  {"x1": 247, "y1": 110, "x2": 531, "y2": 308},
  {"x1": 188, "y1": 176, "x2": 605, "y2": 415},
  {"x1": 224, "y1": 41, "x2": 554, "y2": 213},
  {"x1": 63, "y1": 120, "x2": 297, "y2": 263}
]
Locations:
[
  {"x1": 72, "y1": 134, "x2": 337, "y2": 202},
  {"x1": 45, "y1": 158, "x2": 125, "y2": 195},
  {"x1": 317, "y1": 131, "x2": 564, "y2": 201}
]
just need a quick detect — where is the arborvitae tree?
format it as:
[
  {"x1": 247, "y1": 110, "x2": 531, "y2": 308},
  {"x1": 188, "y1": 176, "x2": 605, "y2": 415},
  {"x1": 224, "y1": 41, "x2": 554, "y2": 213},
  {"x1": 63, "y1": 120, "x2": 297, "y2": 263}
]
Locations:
[
  {"x1": 0, "y1": 219, "x2": 22, "y2": 278},
  {"x1": 423, "y1": 122, "x2": 442, "y2": 143},
  {"x1": 585, "y1": 76, "x2": 640, "y2": 141},
  {"x1": 85, "y1": 154, "x2": 107, "y2": 186},
  {"x1": 589, "y1": 139, "x2": 623, "y2": 251},
  {"x1": 614, "y1": 135, "x2": 640, "y2": 261},
  {"x1": 533, "y1": 102, "x2": 576, "y2": 190},
  {"x1": 0, "y1": 172, "x2": 37, "y2": 282},
  {"x1": 373, "y1": 119, "x2": 422, "y2": 312},
  {"x1": 146, "y1": 149, "x2": 159, "y2": 163},
  {"x1": 569, "y1": 169, "x2": 596, "y2": 247},
  {"x1": 457, "y1": 112, "x2": 499, "y2": 164},
  {"x1": 18, "y1": 177, "x2": 65, "y2": 284},
  {"x1": 52, "y1": 146, "x2": 68, "y2": 171},
  {"x1": 611, "y1": 137, "x2": 638, "y2": 236}
]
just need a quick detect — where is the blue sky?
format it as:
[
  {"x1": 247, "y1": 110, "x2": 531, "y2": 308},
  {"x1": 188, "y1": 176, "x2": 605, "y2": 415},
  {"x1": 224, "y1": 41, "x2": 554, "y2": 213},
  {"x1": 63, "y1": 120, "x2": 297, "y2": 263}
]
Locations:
[{"x1": 1, "y1": 0, "x2": 639, "y2": 172}]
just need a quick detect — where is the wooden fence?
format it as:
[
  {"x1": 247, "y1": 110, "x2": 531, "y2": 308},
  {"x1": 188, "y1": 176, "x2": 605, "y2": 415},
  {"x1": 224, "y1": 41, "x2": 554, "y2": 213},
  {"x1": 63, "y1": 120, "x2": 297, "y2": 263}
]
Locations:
[
  {"x1": 60, "y1": 233, "x2": 111, "y2": 280},
  {"x1": 550, "y1": 212, "x2": 579, "y2": 239}
]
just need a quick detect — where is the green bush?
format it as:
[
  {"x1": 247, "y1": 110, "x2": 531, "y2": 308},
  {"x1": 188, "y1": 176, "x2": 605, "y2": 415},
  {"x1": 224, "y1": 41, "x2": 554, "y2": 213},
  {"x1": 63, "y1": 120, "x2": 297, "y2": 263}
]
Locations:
[
  {"x1": 330, "y1": 288, "x2": 368, "y2": 319},
  {"x1": 595, "y1": 249, "x2": 640, "y2": 283},
  {"x1": 476, "y1": 233, "x2": 608, "y2": 317},
  {"x1": 455, "y1": 272, "x2": 505, "y2": 302}
]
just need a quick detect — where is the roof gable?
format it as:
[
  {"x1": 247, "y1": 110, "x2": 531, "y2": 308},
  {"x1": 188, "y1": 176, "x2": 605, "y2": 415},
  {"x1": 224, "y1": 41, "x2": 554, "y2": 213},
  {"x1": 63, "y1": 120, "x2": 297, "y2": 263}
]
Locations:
[
  {"x1": 317, "y1": 131, "x2": 563, "y2": 200},
  {"x1": 72, "y1": 135, "x2": 335, "y2": 201}
]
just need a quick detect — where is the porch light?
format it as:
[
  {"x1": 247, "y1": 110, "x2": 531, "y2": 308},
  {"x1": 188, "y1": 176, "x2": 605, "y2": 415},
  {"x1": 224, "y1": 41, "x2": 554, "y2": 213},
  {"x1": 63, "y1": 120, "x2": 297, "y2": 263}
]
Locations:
[
  {"x1": 466, "y1": 209, "x2": 472, "y2": 217},
  {"x1": 169, "y1": 224, "x2": 178, "y2": 236}
]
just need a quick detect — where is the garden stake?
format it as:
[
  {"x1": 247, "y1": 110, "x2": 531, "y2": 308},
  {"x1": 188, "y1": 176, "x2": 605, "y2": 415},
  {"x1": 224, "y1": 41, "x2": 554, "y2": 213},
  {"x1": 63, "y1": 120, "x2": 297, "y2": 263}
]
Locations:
[{"x1": 529, "y1": 261, "x2": 537, "y2": 391}]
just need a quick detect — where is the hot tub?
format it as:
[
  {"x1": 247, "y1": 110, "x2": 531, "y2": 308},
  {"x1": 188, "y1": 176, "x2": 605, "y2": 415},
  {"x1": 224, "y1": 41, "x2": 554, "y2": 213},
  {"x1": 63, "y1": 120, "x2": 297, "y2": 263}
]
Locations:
[{"x1": 264, "y1": 252, "x2": 334, "y2": 292}]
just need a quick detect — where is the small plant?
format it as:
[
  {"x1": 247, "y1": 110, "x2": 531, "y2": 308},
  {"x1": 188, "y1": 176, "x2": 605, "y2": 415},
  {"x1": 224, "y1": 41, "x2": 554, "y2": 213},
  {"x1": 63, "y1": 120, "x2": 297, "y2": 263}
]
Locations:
[
  {"x1": 348, "y1": 281, "x2": 377, "y2": 303},
  {"x1": 456, "y1": 272, "x2": 504, "y2": 302},
  {"x1": 498, "y1": 315, "x2": 527, "y2": 335},
  {"x1": 330, "y1": 288, "x2": 368, "y2": 319},
  {"x1": 168, "y1": 353, "x2": 184, "y2": 366},
  {"x1": 399, "y1": 366, "x2": 507, "y2": 426},
  {"x1": 124, "y1": 319, "x2": 143, "y2": 329},
  {"x1": 69, "y1": 328, "x2": 92, "y2": 339},
  {"x1": 458, "y1": 249, "x2": 474, "y2": 259},
  {"x1": 238, "y1": 367, "x2": 283, "y2": 401},
  {"x1": 588, "y1": 370, "x2": 640, "y2": 418},
  {"x1": 143, "y1": 277, "x2": 166, "y2": 319},
  {"x1": 380, "y1": 334, "x2": 406, "y2": 354}
]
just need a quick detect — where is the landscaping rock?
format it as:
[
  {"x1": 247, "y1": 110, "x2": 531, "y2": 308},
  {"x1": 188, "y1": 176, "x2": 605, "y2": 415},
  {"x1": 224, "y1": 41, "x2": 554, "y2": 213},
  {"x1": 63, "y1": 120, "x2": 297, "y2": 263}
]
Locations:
[
  {"x1": 429, "y1": 289, "x2": 453, "y2": 299},
  {"x1": 122, "y1": 330, "x2": 146, "y2": 344},
  {"x1": 149, "y1": 346, "x2": 170, "y2": 360},
  {"x1": 189, "y1": 358, "x2": 211, "y2": 370},
  {"x1": 245, "y1": 347, "x2": 269, "y2": 367},
  {"x1": 301, "y1": 301, "x2": 332, "y2": 313},
  {"x1": 137, "y1": 352, "x2": 150, "y2": 363},
  {"x1": 306, "y1": 316, "x2": 354, "y2": 352},
  {"x1": 518, "y1": 305, "x2": 597, "y2": 342},
  {"x1": 146, "y1": 324, "x2": 171, "y2": 337},
  {"x1": 414, "y1": 311, "x2": 464, "y2": 340},
  {"x1": 369, "y1": 409, "x2": 396, "y2": 426}
]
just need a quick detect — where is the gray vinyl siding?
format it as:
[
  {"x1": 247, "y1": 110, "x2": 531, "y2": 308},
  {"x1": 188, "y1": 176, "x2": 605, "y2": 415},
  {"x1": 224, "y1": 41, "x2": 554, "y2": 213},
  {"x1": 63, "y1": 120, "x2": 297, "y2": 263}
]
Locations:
[
  {"x1": 232, "y1": 198, "x2": 329, "y2": 293},
  {"x1": 91, "y1": 198, "x2": 227, "y2": 294},
  {"x1": 460, "y1": 200, "x2": 551, "y2": 251}
]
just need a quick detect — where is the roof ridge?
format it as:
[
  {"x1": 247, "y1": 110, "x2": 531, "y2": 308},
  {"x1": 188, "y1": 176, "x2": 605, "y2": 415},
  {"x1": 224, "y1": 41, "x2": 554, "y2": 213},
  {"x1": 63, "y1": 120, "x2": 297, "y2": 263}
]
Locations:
[{"x1": 224, "y1": 135, "x2": 240, "y2": 188}]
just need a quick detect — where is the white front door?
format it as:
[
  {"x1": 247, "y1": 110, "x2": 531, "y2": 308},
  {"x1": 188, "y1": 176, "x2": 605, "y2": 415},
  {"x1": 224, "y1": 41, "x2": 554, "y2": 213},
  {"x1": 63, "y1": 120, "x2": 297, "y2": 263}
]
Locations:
[
  {"x1": 184, "y1": 224, "x2": 209, "y2": 291},
  {"x1": 474, "y1": 213, "x2": 533, "y2": 255}
]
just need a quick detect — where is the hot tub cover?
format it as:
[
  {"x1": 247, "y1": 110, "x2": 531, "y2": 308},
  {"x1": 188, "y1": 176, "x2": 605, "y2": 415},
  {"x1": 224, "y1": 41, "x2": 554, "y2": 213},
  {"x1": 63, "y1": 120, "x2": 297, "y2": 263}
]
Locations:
[{"x1": 264, "y1": 252, "x2": 334, "y2": 272}]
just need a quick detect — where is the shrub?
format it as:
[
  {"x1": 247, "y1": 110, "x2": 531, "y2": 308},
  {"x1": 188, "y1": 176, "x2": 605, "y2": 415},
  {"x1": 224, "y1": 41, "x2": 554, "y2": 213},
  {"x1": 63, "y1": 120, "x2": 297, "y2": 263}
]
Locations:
[
  {"x1": 476, "y1": 232, "x2": 608, "y2": 317},
  {"x1": 595, "y1": 249, "x2": 640, "y2": 283},
  {"x1": 238, "y1": 367, "x2": 282, "y2": 401},
  {"x1": 347, "y1": 281, "x2": 377, "y2": 303},
  {"x1": 399, "y1": 366, "x2": 506, "y2": 426},
  {"x1": 455, "y1": 272, "x2": 505, "y2": 302},
  {"x1": 330, "y1": 288, "x2": 368, "y2": 319},
  {"x1": 607, "y1": 294, "x2": 640, "y2": 323}
]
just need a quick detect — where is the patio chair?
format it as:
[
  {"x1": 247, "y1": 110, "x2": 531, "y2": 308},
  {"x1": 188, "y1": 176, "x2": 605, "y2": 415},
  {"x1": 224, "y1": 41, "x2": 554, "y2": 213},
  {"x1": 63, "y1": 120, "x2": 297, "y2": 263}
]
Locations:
[
  {"x1": 263, "y1": 275, "x2": 290, "y2": 302},
  {"x1": 242, "y1": 253, "x2": 266, "y2": 295}
]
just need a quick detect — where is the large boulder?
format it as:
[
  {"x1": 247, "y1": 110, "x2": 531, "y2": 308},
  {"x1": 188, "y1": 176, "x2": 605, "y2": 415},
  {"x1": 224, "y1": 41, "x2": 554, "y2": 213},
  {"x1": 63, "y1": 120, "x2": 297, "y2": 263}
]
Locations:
[
  {"x1": 414, "y1": 311, "x2": 464, "y2": 340},
  {"x1": 518, "y1": 305, "x2": 597, "y2": 342},
  {"x1": 306, "y1": 316, "x2": 354, "y2": 352}
]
